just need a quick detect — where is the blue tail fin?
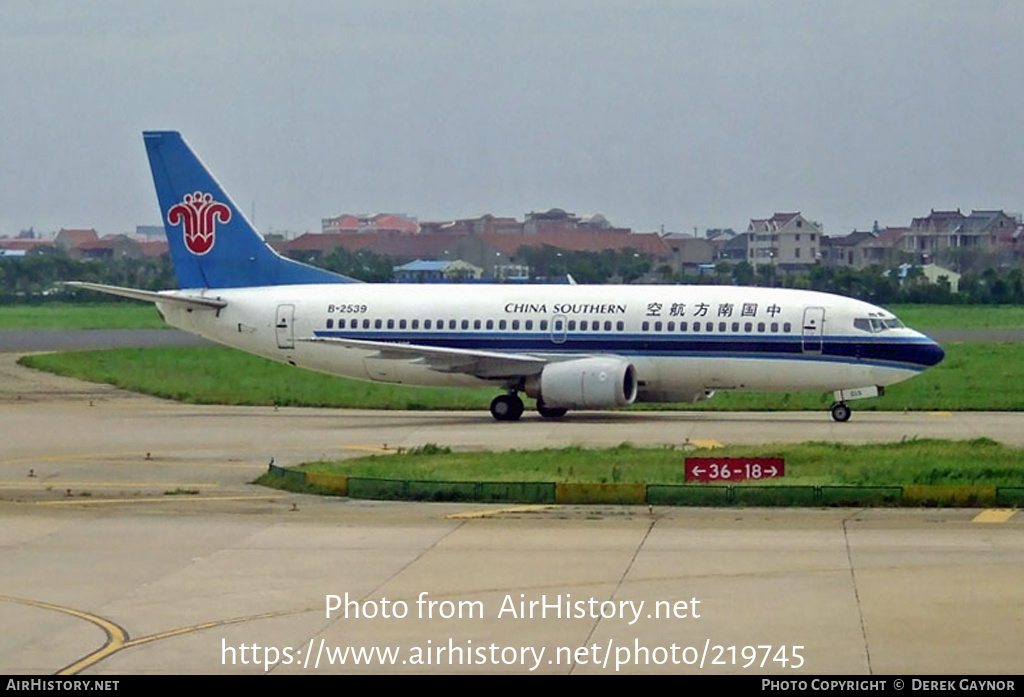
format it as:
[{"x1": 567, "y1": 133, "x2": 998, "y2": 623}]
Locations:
[{"x1": 144, "y1": 131, "x2": 357, "y2": 289}]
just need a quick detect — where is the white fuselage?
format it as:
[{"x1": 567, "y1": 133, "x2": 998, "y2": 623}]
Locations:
[{"x1": 156, "y1": 283, "x2": 941, "y2": 404}]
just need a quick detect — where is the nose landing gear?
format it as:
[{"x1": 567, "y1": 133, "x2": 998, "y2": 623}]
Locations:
[
  {"x1": 829, "y1": 386, "x2": 883, "y2": 422},
  {"x1": 830, "y1": 402, "x2": 852, "y2": 422}
]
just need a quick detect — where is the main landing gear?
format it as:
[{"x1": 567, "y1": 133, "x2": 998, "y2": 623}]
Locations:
[
  {"x1": 830, "y1": 402, "x2": 852, "y2": 423},
  {"x1": 490, "y1": 392, "x2": 524, "y2": 421},
  {"x1": 536, "y1": 399, "x2": 568, "y2": 419},
  {"x1": 489, "y1": 393, "x2": 570, "y2": 421}
]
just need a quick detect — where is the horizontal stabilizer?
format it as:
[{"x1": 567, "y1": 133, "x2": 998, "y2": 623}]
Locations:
[{"x1": 64, "y1": 282, "x2": 227, "y2": 310}]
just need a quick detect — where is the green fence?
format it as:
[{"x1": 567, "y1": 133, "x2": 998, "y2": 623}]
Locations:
[
  {"x1": 646, "y1": 485, "x2": 732, "y2": 506},
  {"x1": 645, "y1": 484, "x2": 902, "y2": 506},
  {"x1": 995, "y1": 487, "x2": 1024, "y2": 506},
  {"x1": 555, "y1": 483, "x2": 645, "y2": 505},
  {"x1": 268, "y1": 463, "x2": 306, "y2": 487},
  {"x1": 818, "y1": 486, "x2": 903, "y2": 506},
  {"x1": 347, "y1": 477, "x2": 555, "y2": 504}
]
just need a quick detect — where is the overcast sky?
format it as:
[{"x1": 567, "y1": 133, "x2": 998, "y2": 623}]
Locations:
[{"x1": 2, "y1": 1, "x2": 1023, "y2": 239}]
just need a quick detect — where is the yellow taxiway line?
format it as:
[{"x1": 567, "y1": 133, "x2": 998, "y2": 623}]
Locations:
[
  {"x1": 972, "y1": 508, "x2": 1018, "y2": 524},
  {"x1": 35, "y1": 494, "x2": 286, "y2": 507},
  {"x1": 447, "y1": 505, "x2": 555, "y2": 519},
  {"x1": 1, "y1": 594, "x2": 310, "y2": 674},
  {"x1": 0, "y1": 480, "x2": 218, "y2": 490}
]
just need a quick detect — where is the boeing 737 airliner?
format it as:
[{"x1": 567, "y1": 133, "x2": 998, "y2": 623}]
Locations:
[{"x1": 70, "y1": 131, "x2": 945, "y2": 422}]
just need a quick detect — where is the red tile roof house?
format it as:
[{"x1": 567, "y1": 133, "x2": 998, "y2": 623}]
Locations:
[
  {"x1": 70, "y1": 235, "x2": 143, "y2": 260},
  {"x1": 0, "y1": 238, "x2": 55, "y2": 255},
  {"x1": 321, "y1": 213, "x2": 419, "y2": 235},
  {"x1": 823, "y1": 230, "x2": 879, "y2": 268},
  {"x1": 54, "y1": 228, "x2": 100, "y2": 253}
]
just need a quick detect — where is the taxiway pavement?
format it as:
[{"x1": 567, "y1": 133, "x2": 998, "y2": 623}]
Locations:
[{"x1": 1, "y1": 353, "x2": 1022, "y2": 675}]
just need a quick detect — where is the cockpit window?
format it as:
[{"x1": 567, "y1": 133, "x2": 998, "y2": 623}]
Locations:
[{"x1": 854, "y1": 317, "x2": 905, "y2": 333}]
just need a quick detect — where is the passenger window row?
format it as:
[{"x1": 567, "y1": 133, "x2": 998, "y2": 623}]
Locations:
[
  {"x1": 324, "y1": 317, "x2": 630, "y2": 332},
  {"x1": 641, "y1": 320, "x2": 792, "y2": 334},
  {"x1": 323, "y1": 316, "x2": 791, "y2": 334},
  {"x1": 324, "y1": 318, "x2": 545, "y2": 331}
]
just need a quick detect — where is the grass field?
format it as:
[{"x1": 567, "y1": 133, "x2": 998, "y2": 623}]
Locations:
[
  {"x1": 883, "y1": 304, "x2": 1024, "y2": 330},
  {"x1": 0, "y1": 302, "x2": 164, "y2": 330},
  {"x1": 19, "y1": 346, "x2": 493, "y2": 410},
  {"x1": 9, "y1": 301, "x2": 1024, "y2": 412},
  {"x1": 17, "y1": 339, "x2": 1024, "y2": 412},
  {"x1": 294, "y1": 439, "x2": 1024, "y2": 487}
]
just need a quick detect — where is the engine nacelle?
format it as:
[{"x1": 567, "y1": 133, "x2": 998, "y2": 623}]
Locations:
[{"x1": 526, "y1": 357, "x2": 638, "y2": 409}]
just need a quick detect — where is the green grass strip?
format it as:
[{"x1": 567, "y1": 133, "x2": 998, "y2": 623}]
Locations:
[
  {"x1": 19, "y1": 340, "x2": 1024, "y2": 411},
  {"x1": 297, "y1": 439, "x2": 1024, "y2": 487}
]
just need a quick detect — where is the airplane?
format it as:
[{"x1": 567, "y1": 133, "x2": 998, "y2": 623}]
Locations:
[{"x1": 69, "y1": 131, "x2": 945, "y2": 423}]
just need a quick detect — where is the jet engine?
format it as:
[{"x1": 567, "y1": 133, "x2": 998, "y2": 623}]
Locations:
[{"x1": 525, "y1": 357, "x2": 638, "y2": 409}]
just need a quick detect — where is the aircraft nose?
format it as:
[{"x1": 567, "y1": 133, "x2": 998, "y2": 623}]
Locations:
[{"x1": 921, "y1": 338, "x2": 945, "y2": 367}]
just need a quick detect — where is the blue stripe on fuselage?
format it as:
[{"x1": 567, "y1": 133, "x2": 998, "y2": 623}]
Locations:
[{"x1": 312, "y1": 331, "x2": 944, "y2": 371}]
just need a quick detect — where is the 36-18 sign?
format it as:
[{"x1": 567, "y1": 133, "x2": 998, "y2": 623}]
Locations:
[{"x1": 685, "y1": 457, "x2": 785, "y2": 482}]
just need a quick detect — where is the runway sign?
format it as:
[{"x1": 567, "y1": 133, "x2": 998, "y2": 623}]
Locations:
[{"x1": 685, "y1": 457, "x2": 785, "y2": 482}]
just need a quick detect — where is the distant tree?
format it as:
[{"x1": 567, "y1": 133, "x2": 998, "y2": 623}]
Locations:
[
  {"x1": 1008, "y1": 268, "x2": 1024, "y2": 302},
  {"x1": 731, "y1": 261, "x2": 755, "y2": 286},
  {"x1": 756, "y1": 264, "x2": 778, "y2": 287},
  {"x1": 310, "y1": 247, "x2": 393, "y2": 282},
  {"x1": 612, "y1": 248, "x2": 651, "y2": 283}
]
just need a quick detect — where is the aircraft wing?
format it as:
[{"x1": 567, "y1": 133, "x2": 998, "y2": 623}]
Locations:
[
  {"x1": 303, "y1": 336, "x2": 550, "y2": 379},
  {"x1": 64, "y1": 282, "x2": 228, "y2": 310}
]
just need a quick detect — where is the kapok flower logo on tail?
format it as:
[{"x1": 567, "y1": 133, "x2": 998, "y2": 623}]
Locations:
[{"x1": 167, "y1": 191, "x2": 232, "y2": 256}]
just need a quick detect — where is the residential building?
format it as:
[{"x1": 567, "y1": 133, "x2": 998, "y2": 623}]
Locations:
[
  {"x1": 890, "y1": 263, "x2": 961, "y2": 292},
  {"x1": 394, "y1": 259, "x2": 483, "y2": 282},
  {"x1": 712, "y1": 232, "x2": 750, "y2": 262},
  {"x1": 745, "y1": 213, "x2": 821, "y2": 271},
  {"x1": 662, "y1": 234, "x2": 714, "y2": 272},
  {"x1": 903, "y1": 208, "x2": 1022, "y2": 268},
  {"x1": 823, "y1": 230, "x2": 877, "y2": 268},
  {"x1": 321, "y1": 213, "x2": 419, "y2": 235},
  {"x1": 55, "y1": 228, "x2": 100, "y2": 253},
  {"x1": 0, "y1": 239, "x2": 53, "y2": 255}
]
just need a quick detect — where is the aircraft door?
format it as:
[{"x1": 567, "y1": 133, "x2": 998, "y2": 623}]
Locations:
[
  {"x1": 275, "y1": 304, "x2": 295, "y2": 349},
  {"x1": 550, "y1": 314, "x2": 567, "y2": 344},
  {"x1": 801, "y1": 307, "x2": 824, "y2": 354}
]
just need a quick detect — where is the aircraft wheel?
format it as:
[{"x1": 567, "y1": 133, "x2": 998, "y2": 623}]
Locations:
[
  {"x1": 490, "y1": 393, "x2": 524, "y2": 421},
  {"x1": 830, "y1": 402, "x2": 852, "y2": 423},
  {"x1": 537, "y1": 400, "x2": 568, "y2": 419}
]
